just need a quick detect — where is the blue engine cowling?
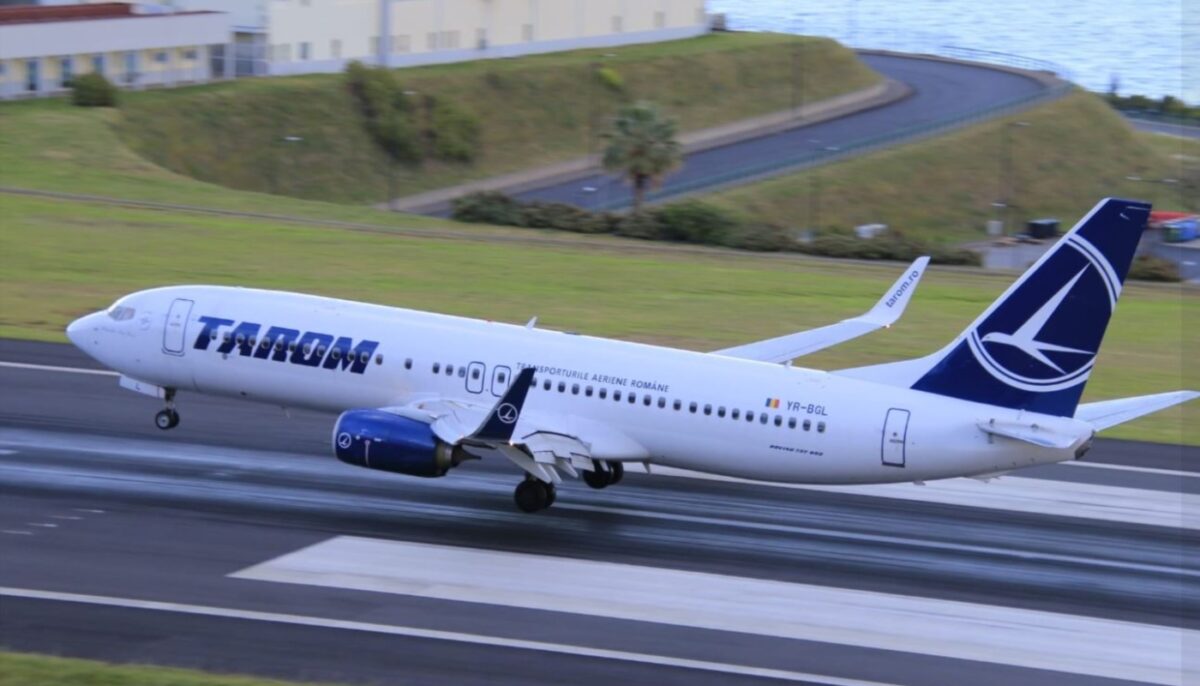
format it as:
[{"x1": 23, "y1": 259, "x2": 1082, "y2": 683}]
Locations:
[{"x1": 333, "y1": 409, "x2": 465, "y2": 478}]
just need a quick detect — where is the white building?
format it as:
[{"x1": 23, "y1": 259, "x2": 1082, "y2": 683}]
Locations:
[
  {"x1": 0, "y1": 2, "x2": 230, "y2": 99},
  {"x1": 165, "y1": 0, "x2": 710, "y2": 76}
]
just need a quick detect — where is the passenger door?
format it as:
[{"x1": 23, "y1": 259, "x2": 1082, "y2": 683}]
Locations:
[
  {"x1": 163, "y1": 298, "x2": 194, "y2": 356},
  {"x1": 881, "y1": 408, "x2": 909, "y2": 467}
]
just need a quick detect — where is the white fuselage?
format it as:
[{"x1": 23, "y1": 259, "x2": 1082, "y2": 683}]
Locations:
[{"x1": 67, "y1": 286, "x2": 1093, "y2": 484}]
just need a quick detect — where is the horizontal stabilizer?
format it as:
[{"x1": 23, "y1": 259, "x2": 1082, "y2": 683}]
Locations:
[
  {"x1": 713, "y1": 256, "x2": 929, "y2": 363},
  {"x1": 976, "y1": 418, "x2": 1081, "y2": 449},
  {"x1": 1075, "y1": 391, "x2": 1199, "y2": 431}
]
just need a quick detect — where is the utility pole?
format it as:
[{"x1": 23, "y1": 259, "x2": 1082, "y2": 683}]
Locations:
[{"x1": 378, "y1": 0, "x2": 391, "y2": 67}]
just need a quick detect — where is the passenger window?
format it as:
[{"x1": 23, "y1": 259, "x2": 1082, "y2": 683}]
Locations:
[
  {"x1": 688, "y1": 402, "x2": 697, "y2": 413},
  {"x1": 330, "y1": 348, "x2": 341, "y2": 361},
  {"x1": 643, "y1": 395, "x2": 651, "y2": 406},
  {"x1": 432, "y1": 362, "x2": 440, "y2": 374},
  {"x1": 236, "y1": 333, "x2": 246, "y2": 345},
  {"x1": 472, "y1": 368, "x2": 481, "y2": 380},
  {"x1": 457, "y1": 367, "x2": 466, "y2": 378},
  {"x1": 746, "y1": 411, "x2": 755, "y2": 422},
  {"x1": 571, "y1": 384, "x2": 580, "y2": 395},
  {"x1": 818, "y1": 421, "x2": 826, "y2": 433},
  {"x1": 376, "y1": 354, "x2": 384, "y2": 365},
  {"x1": 585, "y1": 386, "x2": 594, "y2": 397},
  {"x1": 614, "y1": 391, "x2": 622, "y2": 402},
  {"x1": 788, "y1": 417, "x2": 796, "y2": 429},
  {"x1": 774, "y1": 415, "x2": 782, "y2": 427},
  {"x1": 302, "y1": 344, "x2": 312, "y2": 356},
  {"x1": 273, "y1": 339, "x2": 284, "y2": 351},
  {"x1": 628, "y1": 393, "x2": 636, "y2": 404},
  {"x1": 288, "y1": 341, "x2": 297, "y2": 352},
  {"x1": 703, "y1": 404, "x2": 712, "y2": 416},
  {"x1": 543, "y1": 379, "x2": 552, "y2": 391},
  {"x1": 224, "y1": 333, "x2": 232, "y2": 343},
  {"x1": 498, "y1": 372, "x2": 507, "y2": 384},
  {"x1": 803, "y1": 419, "x2": 811, "y2": 431},
  {"x1": 446, "y1": 364, "x2": 454, "y2": 376},
  {"x1": 404, "y1": 358, "x2": 412, "y2": 370},
  {"x1": 599, "y1": 388, "x2": 608, "y2": 399},
  {"x1": 717, "y1": 406, "x2": 726, "y2": 418},
  {"x1": 316, "y1": 345, "x2": 326, "y2": 357},
  {"x1": 673, "y1": 399, "x2": 682, "y2": 411},
  {"x1": 657, "y1": 397, "x2": 666, "y2": 408},
  {"x1": 558, "y1": 382, "x2": 566, "y2": 393},
  {"x1": 760, "y1": 414, "x2": 768, "y2": 425},
  {"x1": 731, "y1": 409, "x2": 740, "y2": 420}
]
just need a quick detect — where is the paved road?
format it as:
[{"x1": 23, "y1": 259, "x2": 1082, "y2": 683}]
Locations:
[
  {"x1": 1127, "y1": 118, "x2": 1200, "y2": 140},
  {"x1": 509, "y1": 54, "x2": 1054, "y2": 212},
  {"x1": 0, "y1": 340, "x2": 1196, "y2": 686}
]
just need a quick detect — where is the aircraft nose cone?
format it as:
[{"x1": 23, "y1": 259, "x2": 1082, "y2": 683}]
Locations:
[{"x1": 66, "y1": 312, "x2": 100, "y2": 350}]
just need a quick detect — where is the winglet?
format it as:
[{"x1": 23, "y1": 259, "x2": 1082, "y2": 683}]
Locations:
[
  {"x1": 858, "y1": 256, "x2": 930, "y2": 326},
  {"x1": 469, "y1": 367, "x2": 536, "y2": 443}
]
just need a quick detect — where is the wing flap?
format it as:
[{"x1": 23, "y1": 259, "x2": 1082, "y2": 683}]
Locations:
[{"x1": 713, "y1": 257, "x2": 929, "y2": 363}]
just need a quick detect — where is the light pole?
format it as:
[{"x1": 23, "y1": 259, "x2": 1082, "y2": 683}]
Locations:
[{"x1": 996, "y1": 120, "x2": 1030, "y2": 236}]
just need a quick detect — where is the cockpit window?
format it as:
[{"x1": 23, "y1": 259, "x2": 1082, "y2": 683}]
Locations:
[{"x1": 106, "y1": 305, "x2": 136, "y2": 321}]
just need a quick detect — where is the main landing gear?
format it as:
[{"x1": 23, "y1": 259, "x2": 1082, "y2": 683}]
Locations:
[
  {"x1": 514, "y1": 476, "x2": 556, "y2": 513},
  {"x1": 154, "y1": 389, "x2": 180, "y2": 430},
  {"x1": 583, "y1": 460, "x2": 624, "y2": 489}
]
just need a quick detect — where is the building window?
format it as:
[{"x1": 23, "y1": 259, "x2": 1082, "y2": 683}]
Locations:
[
  {"x1": 611, "y1": 16, "x2": 623, "y2": 33},
  {"x1": 0, "y1": 62, "x2": 5, "y2": 77},
  {"x1": 92, "y1": 55, "x2": 104, "y2": 75},
  {"x1": 394, "y1": 35, "x2": 410, "y2": 53},
  {"x1": 476, "y1": 27, "x2": 487, "y2": 49},
  {"x1": 59, "y1": 57, "x2": 72, "y2": 87},
  {"x1": 655, "y1": 11, "x2": 666, "y2": 28},
  {"x1": 299, "y1": 42, "x2": 311, "y2": 61},
  {"x1": 25, "y1": 59, "x2": 38, "y2": 91},
  {"x1": 427, "y1": 32, "x2": 438, "y2": 50},
  {"x1": 155, "y1": 51, "x2": 168, "y2": 63},
  {"x1": 521, "y1": 23, "x2": 533, "y2": 42},
  {"x1": 183, "y1": 49, "x2": 198, "y2": 61},
  {"x1": 441, "y1": 31, "x2": 460, "y2": 49}
]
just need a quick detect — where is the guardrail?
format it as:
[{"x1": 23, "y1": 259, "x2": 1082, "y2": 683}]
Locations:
[
  {"x1": 590, "y1": 81, "x2": 1074, "y2": 212},
  {"x1": 932, "y1": 46, "x2": 1071, "y2": 80}
]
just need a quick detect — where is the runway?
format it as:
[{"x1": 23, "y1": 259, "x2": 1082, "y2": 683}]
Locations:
[{"x1": 0, "y1": 339, "x2": 1196, "y2": 686}]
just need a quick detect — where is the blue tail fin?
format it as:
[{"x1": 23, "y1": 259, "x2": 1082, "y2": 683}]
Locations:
[{"x1": 846, "y1": 198, "x2": 1151, "y2": 417}]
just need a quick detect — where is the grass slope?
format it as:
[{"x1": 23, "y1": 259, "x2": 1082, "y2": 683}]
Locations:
[
  {"x1": 113, "y1": 33, "x2": 879, "y2": 203},
  {"x1": 708, "y1": 90, "x2": 1199, "y2": 243},
  {"x1": 0, "y1": 651, "x2": 340, "y2": 686},
  {"x1": 0, "y1": 191, "x2": 1194, "y2": 445}
]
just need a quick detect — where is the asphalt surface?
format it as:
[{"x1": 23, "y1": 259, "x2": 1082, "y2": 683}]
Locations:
[
  {"x1": 1128, "y1": 118, "x2": 1200, "y2": 140},
  {"x1": 1, "y1": 339, "x2": 1196, "y2": 686},
  {"x1": 510, "y1": 53, "x2": 1053, "y2": 212}
]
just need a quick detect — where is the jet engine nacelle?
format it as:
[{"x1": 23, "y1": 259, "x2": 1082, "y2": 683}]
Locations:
[{"x1": 333, "y1": 409, "x2": 467, "y2": 478}]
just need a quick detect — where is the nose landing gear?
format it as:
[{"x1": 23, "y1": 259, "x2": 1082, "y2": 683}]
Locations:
[
  {"x1": 513, "y1": 477, "x2": 556, "y2": 513},
  {"x1": 154, "y1": 389, "x2": 180, "y2": 430}
]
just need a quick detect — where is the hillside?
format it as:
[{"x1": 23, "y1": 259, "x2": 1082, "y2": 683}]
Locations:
[
  {"x1": 707, "y1": 90, "x2": 1197, "y2": 243},
  {"x1": 114, "y1": 32, "x2": 880, "y2": 204}
]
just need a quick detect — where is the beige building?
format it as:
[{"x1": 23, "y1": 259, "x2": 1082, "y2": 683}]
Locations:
[
  {"x1": 169, "y1": 0, "x2": 709, "y2": 76},
  {"x1": 0, "y1": 3, "x2": 230, "y2": 99}
]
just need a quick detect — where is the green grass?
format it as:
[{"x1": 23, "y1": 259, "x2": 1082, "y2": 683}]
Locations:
[
  {"x1": 110, "y1": 33, "x2": 879, "y2": 203},
  {"x1": 0, "y1": 191, "x2": 1194, "y2": 445},
  {"x1": 0, "y1": 651, "x2": 341, "y2": 686},
  {"x1": 707, "y1": 90, "x2": 1199, "y2": 243}
]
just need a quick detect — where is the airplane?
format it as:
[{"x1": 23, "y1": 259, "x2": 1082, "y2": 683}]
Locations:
[{"x1": 66, "y1": 198, "x2": 1197, "y2": 512}]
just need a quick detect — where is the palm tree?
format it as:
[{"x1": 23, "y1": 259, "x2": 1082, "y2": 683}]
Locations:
[{"x1": 601, "y1": 102, "x2": 682, "y2": 214}]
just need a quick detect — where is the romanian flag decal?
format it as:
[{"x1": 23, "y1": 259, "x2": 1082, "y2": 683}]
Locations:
[{"x1": 764, "y1": 398, "x2": 780, "y2": 409}]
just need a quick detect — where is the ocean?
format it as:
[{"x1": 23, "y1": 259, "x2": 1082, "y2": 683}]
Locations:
[{"x1": 707, "y1": 0, "x2": 1195, "y2": 102}]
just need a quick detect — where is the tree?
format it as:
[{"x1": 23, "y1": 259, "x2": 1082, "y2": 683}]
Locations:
[{"x1": 601, "y1": 102, "x2": 682, "y2": 214}]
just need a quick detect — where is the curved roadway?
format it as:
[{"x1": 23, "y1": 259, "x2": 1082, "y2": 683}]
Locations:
[
  {"x1": 0, "y1": 340, "x2": 1196, "y2": 686},
  {"x1": 513, "y1": 54, "x2": 1055, "y2": 211}
]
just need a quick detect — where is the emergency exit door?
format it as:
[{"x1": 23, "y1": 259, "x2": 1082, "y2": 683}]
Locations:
[
  {"x1": 881, "y1": 408, "x2": 909, "y2": 467},
  {"x1": 163, "y1": 298, "x2": 193, "y2": 356}
]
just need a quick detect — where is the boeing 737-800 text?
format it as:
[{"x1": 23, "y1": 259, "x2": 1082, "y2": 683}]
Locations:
[{"x1": 67, "y1": 198, "x2": 1197, "y2": 511}]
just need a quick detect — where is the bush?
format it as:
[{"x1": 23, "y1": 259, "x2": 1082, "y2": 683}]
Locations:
[
  {"x1": 71, "y1": 73, "x2": 118, "y2": 107},
  {"x1": 451, "y1": 191, "x2": 524, "y2": 225},
  {"x1": 428, "y1": 98, "x2": 482, "y2": 163},
  {"x1": 654, "y1": 201, "x2": 738, "y2": 244},
  {"x1": 520, "y1": 201, "x2": 610, "y2": 233},
  {"x1": 614, "y1": 212, "x2": 665, "y2": 240},
  {"x1": 595, "y1": 66, "x2": 625, "y2": 93},
  {"x1": 796, "y1": 233, "x2": 982, "y2": 265},
  {"x1": 1127, "y1": 254, "x2": 1181, "y2": 282},
  {"x1": 720, "y1": 223, "x2": 794, "y2": 252}
]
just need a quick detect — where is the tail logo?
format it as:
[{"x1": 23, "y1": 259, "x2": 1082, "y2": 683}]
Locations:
[{"x1": 966, "y1": 236, "x2": 1119, "y2": 393}]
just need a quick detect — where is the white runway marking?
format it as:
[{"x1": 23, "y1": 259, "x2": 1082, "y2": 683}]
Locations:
[
  {"x1": 233, "y1": 536, "x2": 1195, "y2": 686},
  {"x1": 0, "y1": 449, "x2": 16, "y2": 456},
  {"x1": 1064, "y1": 460, "x2": 1199, "y2": 478},
  {"x1": 649, "y1": 465, "x2": 1199, "y2": 530},
  {"x1": 1, "y1": 530, "x2": 32, "y2": 536},
  {"x1": 0, "y1": 586, "x2": 900, "y2": 686},
  {"x1": 0, "y1": 361, "x2": 117, "y2": 377}
]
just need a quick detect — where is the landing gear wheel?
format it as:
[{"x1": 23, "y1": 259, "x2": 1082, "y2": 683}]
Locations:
[
  {"x1": 608, "y1": 462, "x2": 624, "y2": 485},
  {"x1": 154, "y1": 408, "x2": 180, "y2": 430},
  {"x1": 514, "y1": 479, "x2": 554, "y2": 512},
  {"x1": 583, "y1": 464, "x2": 610, "y2": 490}
]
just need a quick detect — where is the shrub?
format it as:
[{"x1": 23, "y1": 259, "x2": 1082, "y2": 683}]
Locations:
[
  {"x1": 614, "y1": 212, "x2": 665, "y2": 240},
  {"x1": 796, "y1": 233, "x2": 982, "y2": 265},
  {"x1": 428, "y1": 98, "x2": 482, "y2": 163},
  {"x1": 719, "y1": 223, "x2": 794, "y2": 252},
  {"x1": 451, "y1": 191, "x2": 524, "y2": 225},
  {"x1": 1127, "y1": 254, "x2": 1181, "y2": 282},
  {"x1": 596, "y1": 66, "x2": 625, "y2": 93},
  {"x1": 653, "y1": 201, "x2": 738, "y2": 244},
  {"x1": 71, "y1": 73, "x2": 118, "y2": 107},
  {"x1": 520, "y1": 201, "x2": 609, "y2": 233}
]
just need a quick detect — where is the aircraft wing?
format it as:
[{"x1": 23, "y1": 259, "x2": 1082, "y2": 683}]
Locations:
[{"x1": 711, "y1": 257, "x2": 930, "y2": 364}]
